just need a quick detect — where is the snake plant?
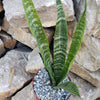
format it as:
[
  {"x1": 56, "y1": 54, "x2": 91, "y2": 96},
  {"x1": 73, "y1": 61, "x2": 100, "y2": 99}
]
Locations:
[{"x1": 22, "y1": 0, "x2": 87, "y2": 98}]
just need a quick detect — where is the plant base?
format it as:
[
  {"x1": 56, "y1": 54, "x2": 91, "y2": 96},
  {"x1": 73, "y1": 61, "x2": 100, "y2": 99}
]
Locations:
[{"x1": 32, "y1": 68, "x2": 71, "y2": 100}]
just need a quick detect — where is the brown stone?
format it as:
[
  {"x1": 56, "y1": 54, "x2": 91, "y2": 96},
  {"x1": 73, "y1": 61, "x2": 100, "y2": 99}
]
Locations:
[
  {"x1": 0, "y1": 31, "x2": 16, "y2": 49},
  {"x1": 7, "y1": 25, "x2": 54, "y2": 49},
  {"x1": 70, "y1": 63, "x2": 100, "y2": 87},
  {"x1": 0, "y1": 39, "x2": 5, "y2": 56},
  {"x1": 0, "y1": 1, "x2": 3, "y2": 12},
  {"x1": 1, "y1": 18, "x2": 9, "y2": 32}
]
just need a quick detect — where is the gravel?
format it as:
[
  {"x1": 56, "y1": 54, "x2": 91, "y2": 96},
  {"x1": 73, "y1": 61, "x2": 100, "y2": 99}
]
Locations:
[{"x1": 33, "y1": 68, "x2": 71, "y2": 100}]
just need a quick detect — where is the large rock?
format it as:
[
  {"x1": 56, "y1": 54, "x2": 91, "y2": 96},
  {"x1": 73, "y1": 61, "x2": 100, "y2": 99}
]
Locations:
[
  {"x1": 11, "y1": 82, "x2": 36, "y2": 100},
  {"x1": 69, "y1": 72, "x2": 97, "y2": 100},
  {"x1": 2, "y1": 0, "x2": 75, "y2": 49},
  {"x1": 0, "y1": 49, "x2": 32, "y2": 99},
  {"x1": 2, "y1": 18, "x2": 76, "y2": 49},
  {"x1": 7, "y1": 26, "x2": 54, "y2": 49},
  {"x1": 67, "y1": 36, "x2": 100, "y2": 87},
  {"x1": 71, "y1": 0, "x2": 100, "y2": 71},
  {"x1": 75, "y1": 36, "x2": 100, "y2": 71},
  {"x1": 3, "y1": 0, "x2": 74, "y2": 28},
  {"x1": 70, "y1": 63, "x2": 100, "y2": 87}
]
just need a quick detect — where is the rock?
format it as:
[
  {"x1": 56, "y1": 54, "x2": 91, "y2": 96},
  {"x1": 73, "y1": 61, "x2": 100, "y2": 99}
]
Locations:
[
  {"x1": 73, "y1": 0, "x2": 100, "y2": 36},
  {"x1": 0, "y1": 39, "x2": 5, "y2": 57},
  {"x1": 4, "y1": 97, "x2": 11, "y2": 100},
  {"x1": 3, "y1": 0, "x2": 74, "y2": 28},
  {"x1": 26, "y1": 47, "x2": 44, "y2": 73},
  {"x1": 93, "y1": 87, "x2": 100, "y2": 100},
  {"x1": 7, "y1": 26, "x2": 54, "y2": 49},
  {"x1": 11, "y1": 82, "x2": 35, "y2": 100},
  {"x1": 0, "y1": 31, "x2": 16, "y2": 49},
  {"x1": 0, "y1": 49, "x2": 32, "y2": 99},
  {"x1": 2, "y1": 0, "x2": 76, "y2": 49},
  {"x1": 1, "y1": 18, "x2": 9, "y2": 32},
  {"x1": 75, "y1": 36, "x2": 100, "y2": 71},
  {"x1": 70, "y1": 63, "x2": 100, "y2": 87},
  {"x1": 3, "y1": 18, "x2": 76, "y2": 49},
  {"x1": 0, "y1": 1, "x2": 3, "y2": 12},
  {"x1": 71, "y1": 0, "x2": 100, "y2": 71},
  {"x1": 67, "y1": 36, "x2": 100, "y2": 87},
  {"x1": 69, "y1": 72, "x2": 97, "y2": 100},
  {"x1": 0, "y1": 1, "x2": 4, "y2": 28}
]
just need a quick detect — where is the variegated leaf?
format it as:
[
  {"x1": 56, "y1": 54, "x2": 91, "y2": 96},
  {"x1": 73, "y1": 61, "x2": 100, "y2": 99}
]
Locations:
[
  {"x1": 22, "y1": 0, "x2": 56, "y2": 86},
  {"x1": 53, "y1": 0, "x2": 67, "y2": 84},
  {"x1": 58, "y1": 0, "x2": 87, "y2": 83}
]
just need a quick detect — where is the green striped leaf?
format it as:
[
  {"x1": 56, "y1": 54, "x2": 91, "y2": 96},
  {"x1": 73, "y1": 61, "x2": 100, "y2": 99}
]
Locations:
[
  {"x1": 58, "y1": 0, "x2": 87, "y2": 83},
  {"x1": 22, "y1": 0, "x2": 56, "y2": 86},
  {"x1": 54, "y1": 81, "x2": 81, "y2": 98},
  {"x1": 53, "y1": 0, "x2": 67, "y2": 83}
]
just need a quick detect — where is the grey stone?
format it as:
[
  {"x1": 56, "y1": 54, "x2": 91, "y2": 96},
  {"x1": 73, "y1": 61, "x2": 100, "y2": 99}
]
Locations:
[
  {"x1": 71, "y1": 0, "x2": 100, "y2": 71},
  {"x1": 69, "y1": 72, "x2": 97, "y2": 100},
  {"x1": 3, "y1": 0, "x2": 74, "y2": 28},
  {"x1": 0, "y1": 49, "x2": 32, "y2": 99},
  {"x1": 75, "y1": 36, "x2": 100, "y2": 71},
  {"x1": 11, "y1": 82, "x2": 36, "y2": 100},
  {"x1": 26, "y1": 47, "x2": 44, "y2": 73},
  {"x1": 70, "y1": 63, "x2": 100, "y2": 87}
]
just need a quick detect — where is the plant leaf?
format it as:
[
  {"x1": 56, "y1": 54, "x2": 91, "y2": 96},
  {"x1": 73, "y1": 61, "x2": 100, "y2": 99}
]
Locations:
[
  {"x1": 53, "y1": 0, "x2": 67, "y2": 83},
  {"x1": 58, "y1": 0, "x2": 87, "y2": 83},
  {"x1": 22, "y1": 0, "x2": 56, "y2": 86},
  {"x1": 54, "y1": 81, "x2": 81, "y2": 98}
]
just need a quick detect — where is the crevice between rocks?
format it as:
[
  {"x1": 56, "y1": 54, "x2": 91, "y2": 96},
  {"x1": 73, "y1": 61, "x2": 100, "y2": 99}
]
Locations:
[{"x1": 7, "y1": 78, "x2": 33, "y2": 100}]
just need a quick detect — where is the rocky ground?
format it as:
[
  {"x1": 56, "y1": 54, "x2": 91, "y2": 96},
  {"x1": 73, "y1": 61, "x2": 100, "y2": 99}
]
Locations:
[{"x1": 0, "y1": 0, "x2": 100, "y2": 100}]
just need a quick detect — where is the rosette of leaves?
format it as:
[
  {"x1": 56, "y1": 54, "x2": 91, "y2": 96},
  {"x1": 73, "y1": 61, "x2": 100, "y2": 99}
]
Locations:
[{"x1": 22, "y1": 0, "x2": 87, "y2": 98}]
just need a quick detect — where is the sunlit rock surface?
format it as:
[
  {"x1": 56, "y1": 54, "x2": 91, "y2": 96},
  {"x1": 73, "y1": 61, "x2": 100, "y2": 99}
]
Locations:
[
  {"x1": 0, "y1": 49, "x2": 32, "y2": 99},
  {"x1": 7, "y1": 25, "x2": 54, "y2": 49},
  {"x1": 69, "y1": 72, "x2": 96, "y2": 100},
  {"x1": 71, "y1": 0, "x2": 100, "y2": 71},
  {"x1": 26, "y1": 47, "x2": 44, "y2": 73},
  {"x1": 3, "y1": 0, "x2": 74, "y2": 27},
  {"x1": 11, "y1": 82, "x2": 36, "y2": 100}
]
